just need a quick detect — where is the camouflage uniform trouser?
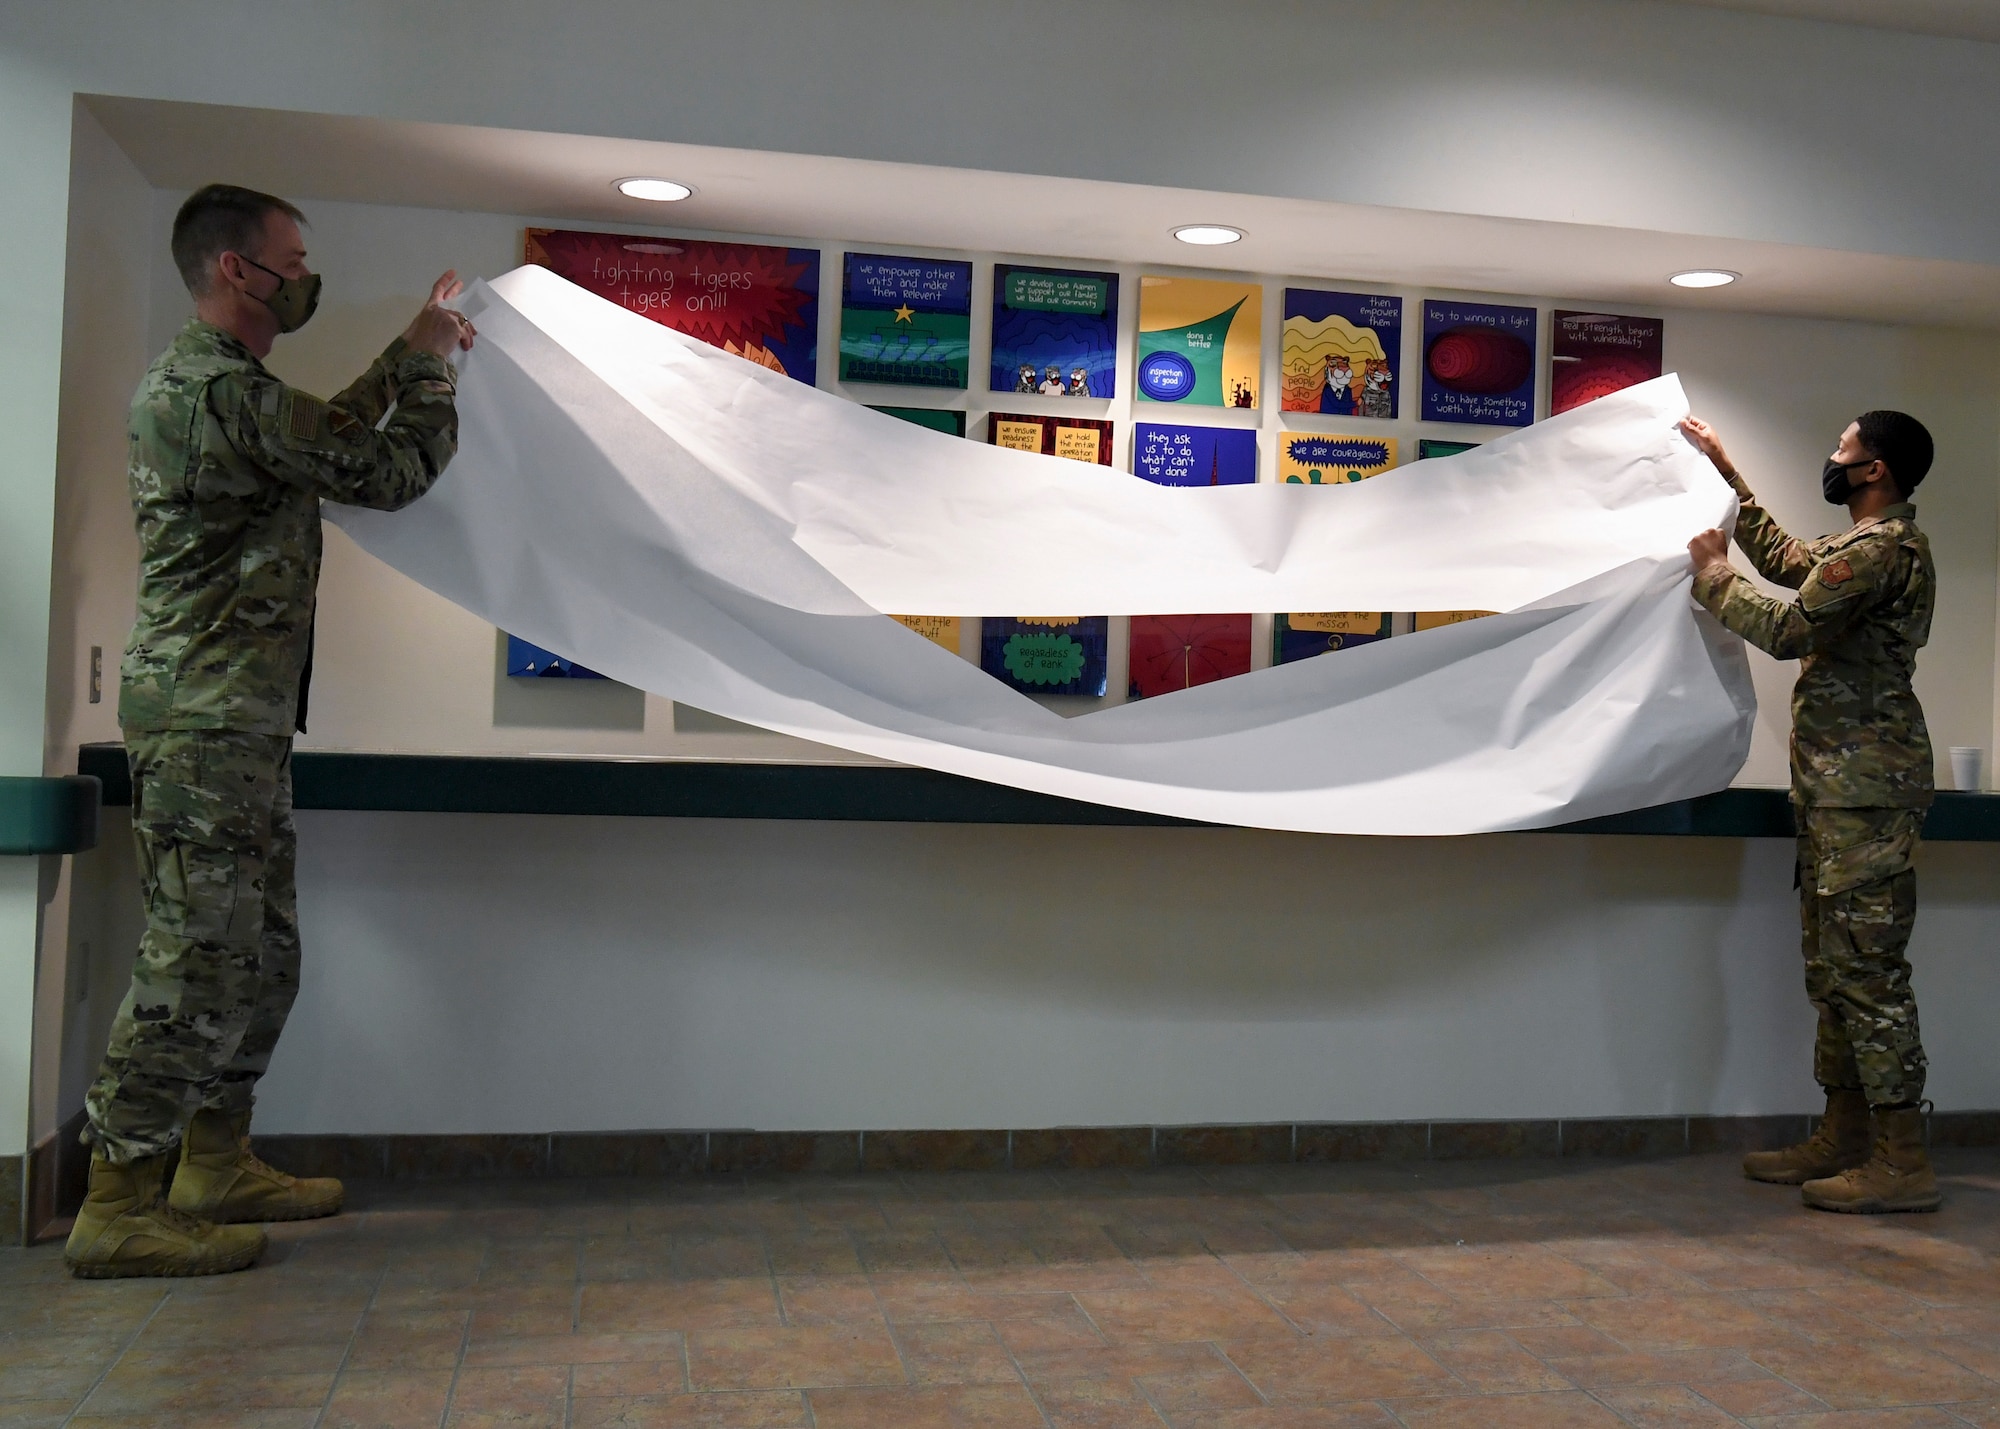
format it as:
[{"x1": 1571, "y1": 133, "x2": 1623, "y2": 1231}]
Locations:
[
  {"x1": 84, "y1": 730, "x2": 301, "y2": 1164},
  {"x1": 1796, "y1": 804, "x2": 1928, "y2": 1108}
]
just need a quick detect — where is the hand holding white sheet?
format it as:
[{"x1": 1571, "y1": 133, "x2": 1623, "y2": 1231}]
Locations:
[{"x1": 328, "y1": 266, "x2": 1755, "y2": 835}]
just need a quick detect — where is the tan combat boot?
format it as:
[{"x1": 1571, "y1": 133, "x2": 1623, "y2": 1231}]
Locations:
[
  {"x1": 1802, "y1": 1106, "x2": 1941, "y2": 1213},
  {"x1": 65, "y1": 1152, "x2": 266, "y2": 1278},
  {"x1": 1743, "y1": 1088, "x2": 1871, "y2": 1184},
  {"x1": 168, "y1": 1109, "x2": 344, "y2": 1223}
]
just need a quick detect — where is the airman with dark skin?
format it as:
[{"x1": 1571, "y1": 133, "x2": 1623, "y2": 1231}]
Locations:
[{"x1": 1683, "y1": 411, "x2": 1939, "y2": 1214}]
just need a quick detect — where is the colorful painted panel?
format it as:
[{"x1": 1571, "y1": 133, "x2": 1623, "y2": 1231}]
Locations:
[
  {"x1": 980, "y1": 617, "x2": 1109, "y2": 697},
  {"x1": 875, "y1": 407, "x2": 966, "y2": 646},
  {"x1": 1414, "y1": 610, "x2": 1497, "y2": 630},
  {"x1": 1421, "y1": 300, "x2": 1538, "y2": 427},
  {"x1": 890, "y1": 615, "x2": 962, "y2": 651},
  {"x1": 1132, "y1": 424, "x2": 1257, "y2": 487},
  {"x1": 990, "y1": 264, "x2": 1119, "y2": 399},
  {"x1": 1551, "y1": 311, "x2": 1664, "y2": 415},
  {"x1": 524, "y1": 229, "x2": 820, "y2": 384},
  {"x1": 1273, "y1": 612, "x2": 1391, "y2": 665},
  {"x1": 1417, "y1": 439, "x2": 1481, "y2": 460},
  {"x1": 987, "y1": 412, "x2": 1115, "y2": 466},
  {"x1": 1281, "y1": 289, "x2": 1402, "y2": 417},
  {"x1": 1278, "y1": 434, "x2": 1397, "y2": 485},
  {"x1": 1129, "y1": 615, "x2": 1253, "y2": 698},
  {"x1": 983, "y1": 413, "x2": 1110, "y2": 694},
  {"x1": 505, "y1": 635, "x2": 605, "y2": 679},
  {"x1": 840, "y1": 252, "x2": 973, "y2": 388},
  {"x1": 869, "y1": 405, "x2": 967, "y2": 436},
  {"x1": 1136, "y1": 276, "x2": 1261, "y2": 408}
]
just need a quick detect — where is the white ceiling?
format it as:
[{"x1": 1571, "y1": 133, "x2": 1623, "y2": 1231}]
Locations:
[
  {"x1": 86, "y1": 96, "x2": 2000, "y2": 330},
  {"x1": 1656, "y1": 0, "x2": 2000, "y2": 42}
]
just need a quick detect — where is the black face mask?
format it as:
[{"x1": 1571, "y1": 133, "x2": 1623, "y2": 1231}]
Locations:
[{"x1": 1821, "y1": 456, "x2": 1877, "y2": 506}]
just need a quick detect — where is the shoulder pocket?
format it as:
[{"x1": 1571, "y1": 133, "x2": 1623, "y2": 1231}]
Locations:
[
  {"x1": 1801, "y1": 534, "x2": 1890, "y2": 613},
  {"x1": 175, "y1": 375, "x2": 226, "y2": 501}
]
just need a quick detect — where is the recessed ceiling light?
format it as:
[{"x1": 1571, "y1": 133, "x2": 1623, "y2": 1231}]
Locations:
[
  {"x1": 1173, "y1": 225, "x2": 1243, "y2": 246},
  {"x1": 1669, "y1": 269, "x2": 1738, "y2": 289},
  {"x1": 616, "y1": 177, "x2": 694, "y2": 202}
]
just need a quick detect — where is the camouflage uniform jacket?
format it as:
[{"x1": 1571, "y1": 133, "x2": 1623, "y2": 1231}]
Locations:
[
  {"x1": 120, "y1": 320, "x2": 458, "y2": 734},
  {"x1": 1692, "y1": 473, "x2": 1934, "y2": 809}
]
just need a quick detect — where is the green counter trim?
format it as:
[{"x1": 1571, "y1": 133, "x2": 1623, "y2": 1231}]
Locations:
[
  {"x1": 76, "y1": 745, "x2": 2000, "y2": 839},
  {"x1": 0, "y1": 776, "x2": 102, "y2": 855}
]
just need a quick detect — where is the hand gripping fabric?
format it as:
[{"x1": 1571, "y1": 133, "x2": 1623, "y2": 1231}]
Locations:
[{"x1": 328, "y1": 267, "x2": 1755, "y2": 836}]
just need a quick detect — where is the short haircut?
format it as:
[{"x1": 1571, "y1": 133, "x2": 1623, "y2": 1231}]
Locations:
[
  {"x1": 1854, "y1": 410, "x2": 1935, "y2": 495},
  {"x1": 170, "y1": 184, "x2": 306, "y2": 296}
]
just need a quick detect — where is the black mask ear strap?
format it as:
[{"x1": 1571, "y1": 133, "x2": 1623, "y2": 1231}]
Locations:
[{"x1": 230, "y1": 252, "x2": 282, "y2": 291}]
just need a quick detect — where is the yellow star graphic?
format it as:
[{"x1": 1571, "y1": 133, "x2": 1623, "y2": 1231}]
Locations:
[{"x1": 892, "y1": 303, "x2": 915, "y2": 323}]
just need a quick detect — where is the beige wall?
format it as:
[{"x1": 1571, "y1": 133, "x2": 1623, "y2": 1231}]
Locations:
[
  {"x1": 57, "y1": 810, "x2": 2000, "y2": 1134},
  {"x1": 36, "y1": 152, "x2": 2000, "y2": 1139},
  {"x1": 13, "y1": 0, "x2": 2000, "y2": 1162}
]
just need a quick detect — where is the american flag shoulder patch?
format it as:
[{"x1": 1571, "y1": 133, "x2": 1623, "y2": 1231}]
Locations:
[{"x1": 285, "y1": 392, "x2": 327, "y2": 443}]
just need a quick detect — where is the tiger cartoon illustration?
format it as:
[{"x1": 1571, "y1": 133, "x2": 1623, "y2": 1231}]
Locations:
[
  {"x1": 1360, "y1": 359, "x2": 1393, "y2": 418},
  {"x1": 1014, "y1": 363, "x2": 1039, "y2": 393},
  {"x1": 1066, "y1": 366, "x2": 1092, "y2": 396}
]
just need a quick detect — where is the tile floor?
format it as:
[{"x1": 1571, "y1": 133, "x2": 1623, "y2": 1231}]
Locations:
[{"x1": 3, "y1": 1150, "x2": 1999, "y2": 1428}]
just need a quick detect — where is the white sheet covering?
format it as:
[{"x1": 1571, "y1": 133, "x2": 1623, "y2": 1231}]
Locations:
[{"x1": 327, "y1": 265, "x2": 1756, "y2": 835}]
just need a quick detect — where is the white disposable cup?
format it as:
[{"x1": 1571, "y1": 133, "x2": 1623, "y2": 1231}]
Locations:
[{"x1": 1949, "y1": 746, "x2": 1984, "y2": 792}]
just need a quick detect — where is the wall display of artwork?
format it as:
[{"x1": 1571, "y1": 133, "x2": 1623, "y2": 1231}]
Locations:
[
  {"x1": 980, "y1": 617, "x2": 1110, "y2": 697},
  {"x1": 987, "y1": 412, "x2": 1115, "y2": 465},
  {"x1": 1551, "y1": 310, "x2": 1665, "y2": 414},
  {"x1": 1129, "y1": 615, "x2": 1252, "y2": 698},
  {"x1": 524, "y1": 228, "x2": 821, "y2": 383},
  {"x1": 839, "y1": 252, "x2": 973, "y2": 388},
  {"x1": 1136, "y1": 276, "x2": 1262, "y2": 408},
  {"x1": 990, "y1": 264, "x2": 1119, "y2": 399},
  {"x1": 1279, "y1": 434, "x2": 1398, "y2": 484},
  {"x1": 1131, "y1": 423, "x2": 1257, "y2": 487},
  {"x1": 1272, "y1": 612, "x2": 1391, "y2": 665},
  {"x1": 1421, "y1": 300, "x2": 1538, "y2": 427},
  {"x1": 869, "y1": 405, "x2": 967, "y2": 436},
  {"x1": 505, "y1": 635, "x2": 605, "y2": 679},
  {"x1": 1281, "y1": 289, "x2": 1402, "y2": 417},
  {"x1": 528, "y1": 225, "x2": 1608, "y2": 706}
]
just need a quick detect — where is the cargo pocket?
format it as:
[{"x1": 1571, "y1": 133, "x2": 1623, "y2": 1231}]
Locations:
[
  {"x1": 1812, "y1": 810, "x2": 1922, "y2": 898},
  {"x1": 155, "y1": 840, "x2": 251, "y2": 943}
]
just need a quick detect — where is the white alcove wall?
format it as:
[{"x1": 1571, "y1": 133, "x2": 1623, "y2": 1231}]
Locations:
[{"x1": 38, "y1": 90, "x2": 2000, "y2": 1139}]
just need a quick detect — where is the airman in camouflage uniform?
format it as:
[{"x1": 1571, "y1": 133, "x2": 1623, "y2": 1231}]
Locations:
[
  {"x1": 68, "y1": 184, "x2": 473, "y2": 1278},
  {"x1": 1683, "y1": 410, "x2": 1940, "y2": 1214}
]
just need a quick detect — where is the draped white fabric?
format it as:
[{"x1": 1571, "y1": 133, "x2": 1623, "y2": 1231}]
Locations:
[{"x1": 326, "y1": 265, "x2": 1756, "y2": 835}]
